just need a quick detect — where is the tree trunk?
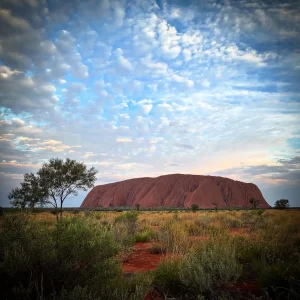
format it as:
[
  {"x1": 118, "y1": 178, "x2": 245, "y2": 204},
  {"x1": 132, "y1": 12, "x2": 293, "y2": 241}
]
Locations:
[{"x1": 60, "y1": 200, "x2": 63, "y2": 218}]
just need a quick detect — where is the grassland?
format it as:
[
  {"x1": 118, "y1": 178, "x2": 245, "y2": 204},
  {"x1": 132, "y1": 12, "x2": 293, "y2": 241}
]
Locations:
[{"x1": 1, "y1": 209, "x2": 300, "y2": 299}]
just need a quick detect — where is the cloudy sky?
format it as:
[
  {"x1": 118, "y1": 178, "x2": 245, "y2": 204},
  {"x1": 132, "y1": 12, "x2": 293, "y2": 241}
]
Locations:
[{"x1": 0, "y1": 0, "x2": 300, "y2": 207}]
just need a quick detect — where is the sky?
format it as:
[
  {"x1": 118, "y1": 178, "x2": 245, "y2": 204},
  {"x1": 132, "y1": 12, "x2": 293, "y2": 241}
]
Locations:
[{"x1": 0, "y1": 0, "x2": 300, "y2": 207}]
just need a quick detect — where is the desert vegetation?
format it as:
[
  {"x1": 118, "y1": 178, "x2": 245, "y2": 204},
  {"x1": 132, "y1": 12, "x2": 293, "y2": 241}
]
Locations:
[{"x1": 0, "y1": 209, "x2": 299, "y2": 300}]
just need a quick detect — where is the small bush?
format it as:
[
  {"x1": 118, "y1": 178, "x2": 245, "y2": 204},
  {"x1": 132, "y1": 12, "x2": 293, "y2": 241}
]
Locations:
[
  {"x1": 249, "y1": 215, "x2": 267, "y2": 231},
  {"x1": 179, "y1": 238, "x2": 242, "y2": 294},
  {"x1": 135, "y1": 229, "x2": 153, "y2": 242},
  {"x1": 154, "y1": 237, "x2": 242, "y2": 298},
  {"x1": 191, "y1": 204, "x2": 199, "y2": 212},
  {"x1": 255, "y1": 260, "x2": 300, "y2": 299},
  {"x1": 158, "y1": 221, "x2": 192, "y2": 254},
  {"x1": 0, "y1": 214, "x2": 121, "y2": 300},
  {"x1": 256, "y1": 209, "x2": 265, "y2": 216},
  {"x1": 153, "y1": 258, "x2": 182, "y2": 295},
  {"x1": 112, "y1": 272, "x2": 152, "y2": 300},
  {"x1": 219, "y1": 215, "x2": 243, "y2": 228}
]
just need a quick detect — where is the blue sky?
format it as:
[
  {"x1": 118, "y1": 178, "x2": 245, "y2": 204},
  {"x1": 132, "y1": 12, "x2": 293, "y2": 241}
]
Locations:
[{"x1": 0, "y1": 0, "x2": 300, "y2": 207}]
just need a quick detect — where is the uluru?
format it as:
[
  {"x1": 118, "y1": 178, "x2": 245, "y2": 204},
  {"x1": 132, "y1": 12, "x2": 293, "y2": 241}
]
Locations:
[{"x1": 81, "y1": 174, "x2": 270, "y2": 209}]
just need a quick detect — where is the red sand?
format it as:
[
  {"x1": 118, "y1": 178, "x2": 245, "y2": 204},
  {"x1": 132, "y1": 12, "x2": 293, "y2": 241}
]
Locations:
[
  {"x1": 81, "y1": 174, "x2": 270, "y2": 209},
  {"x1": 122, "y1": 242, "x2": 164, "y2": 273}
]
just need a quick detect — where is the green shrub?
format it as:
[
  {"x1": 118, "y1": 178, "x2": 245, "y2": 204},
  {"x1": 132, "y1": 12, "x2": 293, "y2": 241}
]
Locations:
[
  {"x1": 57, "y1": 286, "x2": 100, "y2": 300},
  {"x1": 58, "y1": 273, "x2": 152, "y2": 300},
  {"x1": 153, "y1": 258, "x2": 182, "y2": 295},
  {"x1": 112, "y1": 221, "x2": 135, "y2": 254},
  {"x1": 256, "y1": 209, "x2": 265, "y2": 216},
  {"x1": 158, "y1": 221, "x2": 192, "y2": 254},
  {"x1": 135, "y1": 229, "x2": 153, "y2": 242},
  {"x1": 111, "y1": 272, "x2": 152, "y2": 300},
  {"x1": 255, "y1": 260, "x2": 300, "y2": 299},
  {"x1": 191, "y1": 204, "x2": 199, "y2": 212},
  {"x1": 154, "y1": 237, "x2": 242, "y2": 297},
  {"x1": 115, "y1": 211, "x2": 138, "y2": 223},
  {"x1": 115, "y1": 211, "x2": 138, "y2": 235},
  {"x1": 179, "y1": 238, "x2": 242, "y2": 294},
  {"x1": 0, "y1": 214, "x2": 121, "y2": 300}
]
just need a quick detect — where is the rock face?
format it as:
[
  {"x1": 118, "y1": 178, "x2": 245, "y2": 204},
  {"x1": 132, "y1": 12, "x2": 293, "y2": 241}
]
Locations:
[{"x1": 81, "y1": 174, "x2": 270, "y2": 209}]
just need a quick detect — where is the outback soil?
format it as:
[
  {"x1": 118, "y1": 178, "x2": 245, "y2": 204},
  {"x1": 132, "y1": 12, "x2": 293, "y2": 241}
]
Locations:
[{"x1": 122, "y1": 242, "x2": 163, "y2": 273}]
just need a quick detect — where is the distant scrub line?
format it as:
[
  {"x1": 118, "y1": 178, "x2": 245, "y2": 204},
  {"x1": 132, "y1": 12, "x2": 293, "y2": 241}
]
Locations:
[{"x1": 2, "y1": 206, "x2": 299, "y2": 214}]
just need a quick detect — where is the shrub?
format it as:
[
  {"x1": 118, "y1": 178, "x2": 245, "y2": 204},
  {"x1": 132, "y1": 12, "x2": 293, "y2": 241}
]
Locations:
[
  {"x1": 248, "y1": 215, "x2": 267, "y2": 231},
  {"x1": 255, "y1": 260, "x2": 300, "y2": 299},
  {"x1": 0, "y1": 214, "x2": 121, "y2": 300},
  {"x1": 135, "y1": 229, "x2": 153, "y2": 242},
  {"x1": 112, "y1": 221, "x2": 135, "y2": 255},
  {"x1": 221, "y1": 216, "x2": 243, "y2": 228},
  {"x1": 249, "y1": 198, "x2": 260, "y2": 208},
  {"x1": 274, "y1": 199, "x2": 290, "y2": 209},
  {"x1": 256, "y1": 209, "x2": 265, "y2": 216},
  {"x1": 179, "y1": 238, "x2": 242, "y2": 295},
  {"x1": 115, "y1": 211, "x2": 138, "y2": 222},
  {"x1": 236, "y1": 219, "x2": 299, "y2": 266},
  {"x1": 154, "y1": 237, "x2": 242, "y2": 298},
  {"x1": 112, "y1": 272, "x2": 152, "y2": 300},
  {"x1": 153, "y1": 258, "x2": 182, "y2": 295},
  {"x1": 191, "y1": 204, "x2": 199, "y2": 212},
  {"x1": 114, "y1": 212, "x2": 138, "y2": 252},
  {"x1": 57, "y1": 286, "x2": 100, "y2": 300},
  {"x1": 172, "y1": 211, "x2": 179, "y2": 220},
  {"x1": 158, "y1": 221, "x2": 192, "y2": 254},
  {"x1": 185, "y1": 220, "x2": 205, "y2": 236},
  {"x1": 57, "y1": 273, "x2": 152, "y2": 300},
  {"x1": 197, "y1": 214, "x2": 212, "y2": 227}
]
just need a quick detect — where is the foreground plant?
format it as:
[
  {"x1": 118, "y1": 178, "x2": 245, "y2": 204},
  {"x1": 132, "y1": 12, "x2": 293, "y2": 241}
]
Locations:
[
  {"x1": 154, "y1": 236, "x2": 242, "y2": 298},
  {"x1": 0, "y1": 214, "x2": 143, "y2": 300}
]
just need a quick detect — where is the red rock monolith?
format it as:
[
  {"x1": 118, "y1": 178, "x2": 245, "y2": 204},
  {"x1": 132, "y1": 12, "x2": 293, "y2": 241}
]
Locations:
[{"x1": 80, "y1": 174, "x2": 270, "y2": 209}]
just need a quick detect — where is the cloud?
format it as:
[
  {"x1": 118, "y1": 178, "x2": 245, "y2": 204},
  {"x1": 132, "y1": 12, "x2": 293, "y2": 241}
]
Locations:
[
  {"x1": 0, "y1": 0, "x2": 300, "y2": 207},
  {"x1": 137, "y1": 99, "x2": 153, "y2": 115},
  {"x1": 118, "y1": 55, "x2": 133, "y2": 71},
  {"x1": 116, "y1": 138, "x2": 133, "y2": 143},
  {"x1": 83, "y1": 152, "x2": 97, "y2": 158}
]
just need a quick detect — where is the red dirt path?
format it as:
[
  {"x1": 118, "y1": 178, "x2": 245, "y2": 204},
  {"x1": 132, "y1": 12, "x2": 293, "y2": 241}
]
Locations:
[{"x1": 122, "y1": 242, "x2": 164, "y2": 273}]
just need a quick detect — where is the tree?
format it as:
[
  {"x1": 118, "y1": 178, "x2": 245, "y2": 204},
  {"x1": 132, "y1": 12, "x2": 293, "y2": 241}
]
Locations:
[
  {"x1": 249, "y1": 198, "x2": 259, "y2": 208},
  {"x1": 191, "y1": 204, "x2": 199, "y2": 212},
  {"x1": 8, "y1": 173, "x2": 48, "y2": 210},
  {"x1": 38, "y1": 158, "x2": 98, "y2": 218},
  {"x1": 274, "y1": 199, "x2": 290, "y2": 209}
]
